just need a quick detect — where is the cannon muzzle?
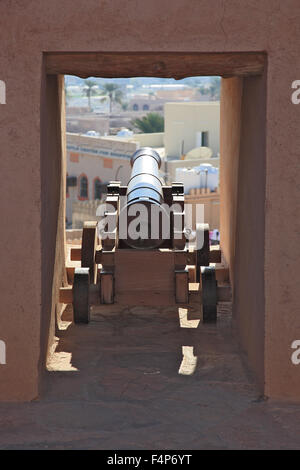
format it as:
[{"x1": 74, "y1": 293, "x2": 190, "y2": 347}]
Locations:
[{"x1": 122, "y1": 147, "x2": 168, "y2": 249}]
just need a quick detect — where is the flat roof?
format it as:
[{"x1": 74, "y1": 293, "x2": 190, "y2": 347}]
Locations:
[{"x1": 165, "y1": 101, "x2": 220, "y2": 106}]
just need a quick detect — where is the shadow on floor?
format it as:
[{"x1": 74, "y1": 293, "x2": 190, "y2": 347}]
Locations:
[{"x1": 0, "y1": 306, "x2": 299, "y2": 449}]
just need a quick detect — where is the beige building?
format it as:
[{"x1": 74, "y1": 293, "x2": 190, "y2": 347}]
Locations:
[
  {"x1": 66, "y1": 102, "x2": 220, "y2": 226},
  {"x1": 66, "y1": 133, "x2": 135, "y2": 225},
  {"x1": 164, "y1": 101, "x2": 220, "y2": 158},
  {"x1": 66, "y1": 132, "x2": 165, "y2": 226}
]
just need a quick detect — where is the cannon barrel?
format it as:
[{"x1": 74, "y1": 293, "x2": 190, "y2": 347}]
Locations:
[
  {"x1": 127, "y1": 147, "x2": 163, "y2": 207},
  {"x1": 123, "y1": 148, "x2": 167, "y2": 250}
]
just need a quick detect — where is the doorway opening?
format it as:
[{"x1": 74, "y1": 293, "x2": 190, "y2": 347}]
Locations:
[{"x1": 41, "y1": 52, "x2": 266, "y2": 394}]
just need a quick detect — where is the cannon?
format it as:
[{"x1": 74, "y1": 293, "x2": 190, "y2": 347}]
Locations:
[{"x1": 59, "y1": 147, "x2": 231, "y2": 323}]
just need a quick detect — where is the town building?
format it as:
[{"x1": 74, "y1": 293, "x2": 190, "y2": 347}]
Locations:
[
  {"x1": 66, "y1": 101, "x2": 221, "y2": 227},
  {"x1": 66, "y1": 131, "x2": 165, "y2": 225},
  {"x1": 164, "y1": 101, "x2": 220, "y2": 159},
  {"x1": 128, "y1": 88, "x2": 206, "y2": 112}
]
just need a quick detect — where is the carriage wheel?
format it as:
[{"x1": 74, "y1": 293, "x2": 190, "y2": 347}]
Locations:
[
  {"x1": 201, "y1": 266, "x2": 217, "y2": 323},
  {"x1": 196, "y1": 223, "x2": 210, "y2": 282},
  {"x1": 73, "y1": 267, "x2": 90, "y2": 324},
  {"x1": 81, "y1": 221, "x2": 98, "y2": 284}
]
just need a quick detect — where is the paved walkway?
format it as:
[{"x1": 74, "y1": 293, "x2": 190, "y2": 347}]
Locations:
[{"x1": 0, "y1": 306, "x2": 299, "y2": 449}]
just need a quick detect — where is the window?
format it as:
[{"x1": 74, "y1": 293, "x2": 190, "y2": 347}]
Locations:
[
  {"x1": 94, "y1": 178, "x2": 102, "y2": 200},
  {"x1": 196, "y1": 131, "x2": 209, "y2": 148},
  {"x1": 202, "y1": 131, "x2": 209, "y2": 147},
  {"x1": 66, "y1": 173, "x2": 69, "y2": 198},
  {"x1": 79, "y1": 174, "x2": 88, "y2": 200},
  {"x1": 143, "y1": 104, "x2": 149, "y2": 111},
  {"x1": 67, "y1": 175, "x2": 77, "y2": 197},
  {"x1": 133, "y1": 103, "x2": 139, "y2": 111}
]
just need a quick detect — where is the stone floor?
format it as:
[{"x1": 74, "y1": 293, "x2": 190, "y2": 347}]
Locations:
[{"x1": 0, "y1": 305, "x2": 299, "y2": 449}]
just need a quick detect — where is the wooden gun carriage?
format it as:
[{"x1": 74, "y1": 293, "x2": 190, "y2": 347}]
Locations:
[{"x1": 59, "y1": 148, "x2": 230, "y2": 323}]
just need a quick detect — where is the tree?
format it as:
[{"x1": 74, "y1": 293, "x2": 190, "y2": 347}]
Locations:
[
  {"x1": 121, "y1": 101, "x2": 129, "y2": 111},
  {"x1": 198, "y1": 77, "x2": 221, "y2": 100},
  {"x1": 208, "y1": 77, "x2": 221, "y2": 100},
  {"x1": 131, "y1": 112, "x2": 164, "y2": 133},
  {"x1": 83, "y1": 80, "x2": 98, "y2": 110},
  {"x1": 65, "y1": 84, "x2": 71, "y2": 106},
  {"x1": 100, "y1": 83, "x2": 123, "y2": 113}
]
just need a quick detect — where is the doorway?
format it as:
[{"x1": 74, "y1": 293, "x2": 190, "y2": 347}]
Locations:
[{"x1": 41, "y1": 51, "x2": 267, "y2": 392}]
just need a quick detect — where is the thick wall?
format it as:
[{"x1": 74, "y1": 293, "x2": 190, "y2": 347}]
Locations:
[
  {"x1": 220, "y1": 76, "x2": 266, "y2": 392},
  {"x1": 40, "y1": 73, "x2": 67, "y2": 378},
  {"x1": 220, "y1": 77, "x2": 243, "y2": 285},
  {"x1": 0, "y1": 0, "x2": 300, "y2": 400},
  {"x1": 0, "y1": 51, "x2": 42, "y2": 401},
  {"x1": 234, "y1": 74, "x2": 267, "y2": 391},
  {"x1": 264, "y1": 43, "x2": 300, "y2": 400}
]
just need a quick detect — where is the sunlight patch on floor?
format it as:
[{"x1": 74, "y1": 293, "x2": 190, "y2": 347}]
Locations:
[
  {"x1": 178, "y1": 346, "x2": 197, "y2": 375},
  {"x1": 178, "y1": 308, "x2": 200, "y2": 328}
]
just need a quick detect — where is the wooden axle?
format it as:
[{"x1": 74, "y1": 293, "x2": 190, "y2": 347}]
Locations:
[
  {"x1": 65, "y1": 264, "x2": 229, "y2": 288},
  {"x1": 59, "y1": 284, "x2": 100, "y2": 305},
  {"x1": 70, "y1": 246, "x2": 222, "y2": 264},
  {"x1": 64, "y1": 219, "x2": 229, "y2": 324},
  {"x1": 59, "y1": 282, "x2": 232, "y2": 305},
  {"x1": 187, "y1": 265, "x2": 229, "y2": 282}
]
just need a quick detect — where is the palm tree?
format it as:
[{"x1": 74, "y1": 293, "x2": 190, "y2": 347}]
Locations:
[
  {"x1": 83, "y1": 80, "x2": 98, "y2": 110},
  {"x1": 131, "y1": 112, "x2": 164, "y2": 133},
  {"x1": 100, "y1": 83, "x2": 123, "y2": 113}
]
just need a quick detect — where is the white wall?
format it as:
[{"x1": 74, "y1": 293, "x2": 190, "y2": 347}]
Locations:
[
  {"x1": 66, "y1": 133, "x2": 136, "y2": 225},
  {"x1": 165, "y1": 157, "x2": 220, "y2": 182},
  {"x1": 132, "y1": 132, "x2": 164, "y2": 148},
  {"x1": 164, "y1": 102, "x2": 220, "y2": 158}
]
